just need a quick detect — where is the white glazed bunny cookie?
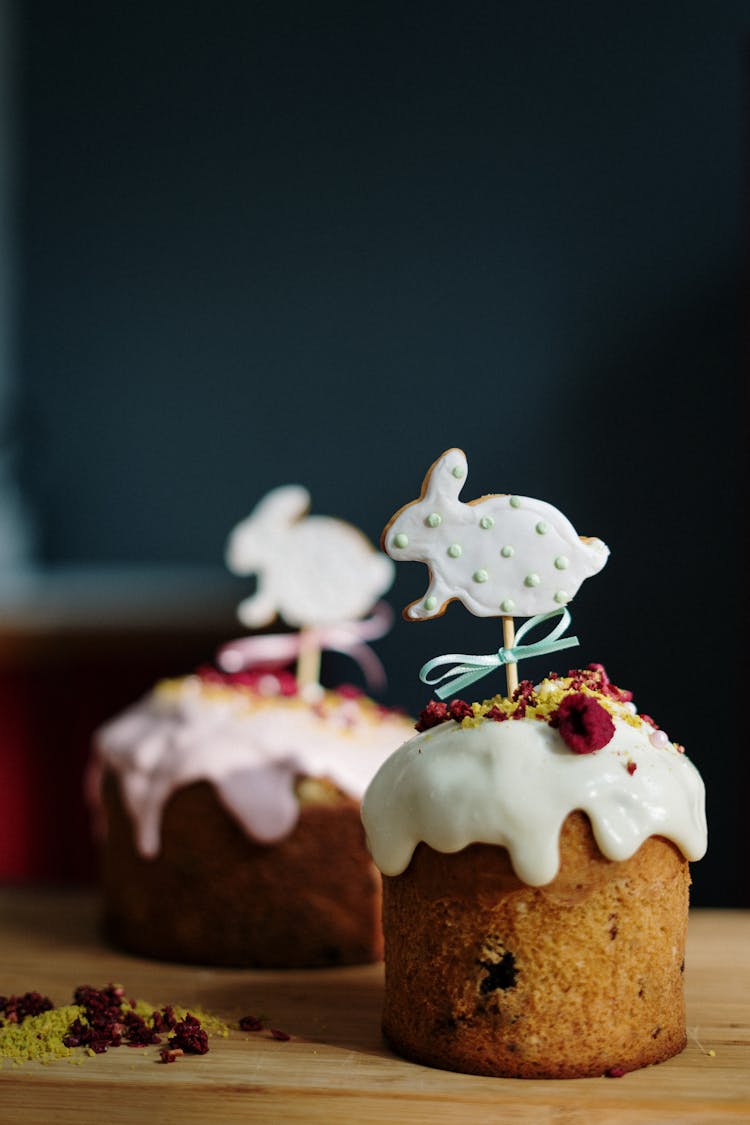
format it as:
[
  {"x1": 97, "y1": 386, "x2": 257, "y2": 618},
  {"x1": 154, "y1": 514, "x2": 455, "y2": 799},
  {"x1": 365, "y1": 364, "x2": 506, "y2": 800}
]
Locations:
[
  {"x1": 382, "y1": 449, "x2": 608, "y2": 621},
  {"x1": 227, "y1": 485, "x2": 394, "y2": 629}
]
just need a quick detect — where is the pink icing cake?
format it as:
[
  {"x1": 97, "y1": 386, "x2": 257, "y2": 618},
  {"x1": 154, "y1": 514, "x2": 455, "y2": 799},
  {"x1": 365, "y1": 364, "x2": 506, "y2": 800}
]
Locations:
[{"x1": 89, "y1": 666, "x2": 414, "y2": 967}]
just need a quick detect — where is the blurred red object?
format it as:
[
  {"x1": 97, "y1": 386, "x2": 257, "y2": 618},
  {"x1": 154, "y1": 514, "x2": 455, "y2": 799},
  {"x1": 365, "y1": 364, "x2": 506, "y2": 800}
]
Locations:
[
  {"x1": 0, "y1": 626, "x2": 232, "y2": 883},
  {"x1": 0, "y1": 627, "x2": 236, "y2": 883},
  {"x1": 0, "y1": 567, "x2": 238, "y2": 883}
]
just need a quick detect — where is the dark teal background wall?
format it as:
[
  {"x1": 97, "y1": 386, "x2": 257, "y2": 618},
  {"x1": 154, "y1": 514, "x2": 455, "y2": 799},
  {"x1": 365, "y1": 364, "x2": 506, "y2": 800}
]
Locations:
[{"x1": 14, "y1": 2, "x2": 749, "y2": 904}]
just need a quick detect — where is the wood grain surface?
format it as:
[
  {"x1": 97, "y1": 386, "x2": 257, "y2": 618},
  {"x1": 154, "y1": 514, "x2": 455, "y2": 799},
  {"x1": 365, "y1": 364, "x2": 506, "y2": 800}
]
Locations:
[{"x1": 0, "y1": 890, "x2": 747, "y2": 1123}]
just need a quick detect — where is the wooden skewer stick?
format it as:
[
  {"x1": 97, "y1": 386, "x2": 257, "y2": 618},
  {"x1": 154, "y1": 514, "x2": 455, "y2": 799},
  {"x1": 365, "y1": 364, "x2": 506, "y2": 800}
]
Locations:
[
  {"x1": 502, "y1": 616, "x2": 518, "y2": 698},
  {"x1": 296, "y1": 629, "x2": 322, "y2": 693}
]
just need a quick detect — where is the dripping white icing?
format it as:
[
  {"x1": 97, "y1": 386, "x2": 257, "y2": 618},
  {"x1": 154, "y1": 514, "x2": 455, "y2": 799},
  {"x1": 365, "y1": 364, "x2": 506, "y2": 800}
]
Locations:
[
  {"x1": 361, "y1": 703, "x2": 706, "y2": 886},
  {"x1": 90, "y1": 676, "x2": 414, "y2": 858}
]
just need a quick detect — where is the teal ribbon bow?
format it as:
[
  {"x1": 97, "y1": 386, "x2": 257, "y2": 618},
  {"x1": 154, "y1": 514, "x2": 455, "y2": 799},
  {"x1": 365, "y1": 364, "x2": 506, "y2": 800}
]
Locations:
[{"x1": 419, "y1": 607, "x2": 579, "y2": 700}]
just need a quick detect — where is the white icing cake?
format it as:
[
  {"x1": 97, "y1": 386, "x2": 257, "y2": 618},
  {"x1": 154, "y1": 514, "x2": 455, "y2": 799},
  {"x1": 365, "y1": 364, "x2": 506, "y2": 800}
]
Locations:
[
  {"x1": 90, "y1": 672, "x2": 414, "y2": 859},
  {"x1": 361, "y1": 672, "x2": 707, "y2": 886}
]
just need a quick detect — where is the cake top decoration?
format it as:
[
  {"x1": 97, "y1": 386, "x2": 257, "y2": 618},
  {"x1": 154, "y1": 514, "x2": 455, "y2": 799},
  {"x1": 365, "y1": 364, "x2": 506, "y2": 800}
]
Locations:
[
  {"x1": 382, "y1": 448, "x2": 609, "y2": 697},
  {"x1": 227, "y1": 484, "x2": 394, "y2": 629},
  {"x1": 220, "y1": 484, "x2": 395, "y2": 692}
]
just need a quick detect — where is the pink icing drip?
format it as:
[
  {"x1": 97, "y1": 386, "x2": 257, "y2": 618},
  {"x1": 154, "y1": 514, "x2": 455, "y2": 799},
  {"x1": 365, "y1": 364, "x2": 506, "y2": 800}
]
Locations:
[{"x1": 92, "y1": 677, "x2": 413, "y2": 857}]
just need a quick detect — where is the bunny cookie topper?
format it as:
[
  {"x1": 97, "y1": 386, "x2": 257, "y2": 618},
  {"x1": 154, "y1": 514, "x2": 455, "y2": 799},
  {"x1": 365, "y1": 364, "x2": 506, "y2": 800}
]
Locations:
[
  {"x1": 383, "y1": 449, "x2": 609, "y2": 698},
  {"x1": 226, "y1": 484, "x2": 394, "y2": 629},
  {"x1": 383, "y1": 449, "x2": 608, "y2": 622},
  {"x1": 221, "y1": 484, "x2": 395, "y2": 694}
]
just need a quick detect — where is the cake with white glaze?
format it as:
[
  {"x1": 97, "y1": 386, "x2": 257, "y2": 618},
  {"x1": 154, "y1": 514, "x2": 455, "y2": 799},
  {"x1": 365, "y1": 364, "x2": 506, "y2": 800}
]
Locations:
[
  {"x1": 91, "y1": 666, "x2": 414, "y2": 967},
  {"x1": 361, "y1": 666, "x2": 707, "y2": 1077},
  {"x1": 362, "y1": 448, "x2": 707, "y2": 1079}
]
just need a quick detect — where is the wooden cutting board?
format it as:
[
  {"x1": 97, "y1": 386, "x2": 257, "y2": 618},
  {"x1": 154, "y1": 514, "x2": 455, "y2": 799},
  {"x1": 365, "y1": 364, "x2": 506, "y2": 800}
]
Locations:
[{"x1": 0, "y1": 890, "x2": 747, "y2": 1123}]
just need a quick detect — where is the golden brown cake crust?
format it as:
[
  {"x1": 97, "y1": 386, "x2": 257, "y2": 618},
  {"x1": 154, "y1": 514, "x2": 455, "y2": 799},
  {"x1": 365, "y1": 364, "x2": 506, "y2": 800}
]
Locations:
[
  {"x1": 100, "y1": 771, "x2": 383, "y2": 968},
  {"x1": 381, "y1": 811, "x2": 690, "y2": 1078}
]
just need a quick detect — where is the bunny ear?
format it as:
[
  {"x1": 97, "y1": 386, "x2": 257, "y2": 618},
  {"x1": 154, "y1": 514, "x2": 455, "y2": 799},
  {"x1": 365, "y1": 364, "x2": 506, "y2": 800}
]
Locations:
[
  {"x1": 249, "y1": 484, "x2": 311, "y2": 529},
  {"x1": 422, "y1": 448, "x2": 468, "y2": 504},
  {"x1": 226, "y1": 485, "x2": 311, "y2": 573}
]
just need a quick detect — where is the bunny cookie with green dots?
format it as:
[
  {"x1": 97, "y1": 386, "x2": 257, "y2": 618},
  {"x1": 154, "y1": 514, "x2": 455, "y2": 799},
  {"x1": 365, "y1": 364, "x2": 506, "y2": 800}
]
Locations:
[{"x1": 383, "y1": 448, "x2": 608, "y2": 622}]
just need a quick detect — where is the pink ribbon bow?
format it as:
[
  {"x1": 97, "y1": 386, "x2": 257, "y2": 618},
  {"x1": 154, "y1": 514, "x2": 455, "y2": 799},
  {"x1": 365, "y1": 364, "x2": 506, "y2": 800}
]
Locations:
[{"x1": 216, "y1": 601, "x2": 394, "y2": 692}]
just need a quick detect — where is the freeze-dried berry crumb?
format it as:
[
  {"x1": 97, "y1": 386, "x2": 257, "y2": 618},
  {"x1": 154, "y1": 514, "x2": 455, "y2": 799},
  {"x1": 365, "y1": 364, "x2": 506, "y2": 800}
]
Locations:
[
  {"x1": 122, "y1": 1010, "x2": 161, "y2": 1047},
  {"x1": 152, "y1": 1005, "x2": 177, "y2": 1033},
  {"x1": 73, "y1": 984, "x2": 124, "y2": 1023},
  {"x1": 605, "y1": 1065, "x2": 627, "y2": 1077},
  {"x1": 484, "y1": 705, "x2": 508, "y2": 722},
  {"x1": 512, "y1": 680, "x2": 537, "y2": 706},
  {"x1": 415, "y1": 699, "x2": 449, "y2": 732},
  {"x1": 62, "y1": 1018, "x2": 87, "y2": 1048},
  {"x1": 168, "y1": 1014, "x2": 209, "y2": 1055},
  {"x1": 270, "y1": 1028, "x2": 291, "y2": 1041},
  {"x1": 0, "y1": 992, "x2": 53, "y2": 1023},
  {"x1": 67, "y1": 984, "x2": 130, "y2": 1054},
  {"x1": 627, "y1": 761, "x2": 637, "y2": 775},
  {"x1": 581, "y1": 664, "x2": 633, "y2": 703},
  {"x1": 198, "y1": 664, "x2": 298, "y2": 697},
  {"x1": 159, "y1": 1047, "x2": 184, "y2": 1063},
  {"x1": 239, "y1": 1015, "x2": 264, "y2": 1031},
  {"x1": 448, "y1": 698, "x2": 474, "y2": 722},
  {"x1": 555, "y1": 693, "x2": 615, "y2": 754},
  {"x1": 336, "y1": 683, "x2": 363, "y2": 699}
]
